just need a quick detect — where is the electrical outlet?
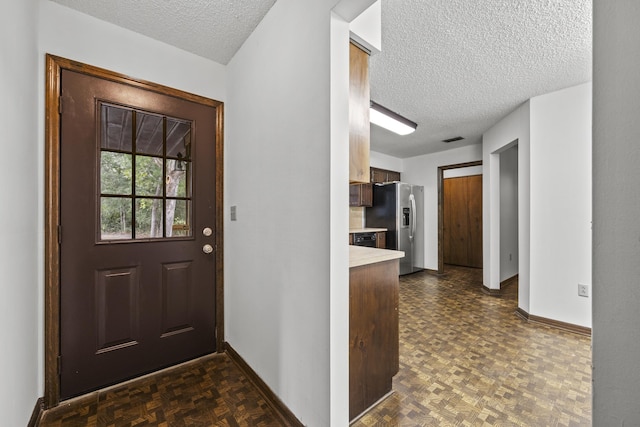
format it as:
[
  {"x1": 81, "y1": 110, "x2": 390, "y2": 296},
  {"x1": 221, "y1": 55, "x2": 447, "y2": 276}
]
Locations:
[
  {"x1": 230, "y1": 205, "x2": 237, "y2": 221},
  {"x1": 578, "y1": 284, "x2": 589, "y2": 297}
]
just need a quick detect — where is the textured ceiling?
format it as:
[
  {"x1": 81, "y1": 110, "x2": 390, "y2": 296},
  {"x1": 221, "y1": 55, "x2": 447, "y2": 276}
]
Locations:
[
  {"x1": 370, "y1": 0, "x2": 592, "y2": 158},
  {"x1": 50, "y1": 0, "x2": 277, "y2": 65},
  {"x1": 50, "y1": 0, "x2": 592, "y2": 159}
]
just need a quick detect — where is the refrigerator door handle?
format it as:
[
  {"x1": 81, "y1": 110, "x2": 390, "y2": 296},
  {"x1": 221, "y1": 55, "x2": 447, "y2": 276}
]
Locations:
[{"x1": 410, "y1": 193, "x2": 416, "y2": 240}]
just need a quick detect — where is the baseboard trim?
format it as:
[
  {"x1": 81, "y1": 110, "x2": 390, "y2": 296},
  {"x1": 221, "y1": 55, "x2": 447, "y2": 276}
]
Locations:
[
  {"x1": 481, "y1": 285, "x2": 502, "y2": 296},
  {"x1": 28, "y1": 397, "x2": 44, "y2": 427},
  {"x1": 515, "y1": 308, "x2": 591, "y2": 336},
  {"x1": 225, "y1": 342, "x2": 303, "y2": 427},
  {"x1": 500, "y1": 274, "x2": 518, "y2": 289},
  {"x1": 482, "y1": 274, "x2": 519, "y2": 297}
]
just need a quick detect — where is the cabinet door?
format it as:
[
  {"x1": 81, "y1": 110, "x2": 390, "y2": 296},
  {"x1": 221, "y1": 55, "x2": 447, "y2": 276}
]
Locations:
[
  {"x1": 375, "y1": 231, "x2": 386, "y2": 249},
  {"x1": 360, "y1": 183, "x2": 373, "y2": 207},
  {"x1": 349, "y1": 184, "x2": 361, "y2": 206},
  {"x1": 349, "y1": 260, "x2": 399, "y2": 420},
  {"x1": 349, "y1": 183, "x2": 373, "y2": 207},
  {"x1": 370, "y1": 167, "x2": 401, "y2": 184},
  {"x1": 387, "y1": 171, "x2": 401, "y2": 182},
  {"x1": 371, "y1": 168, "x2": 387, "y2": 183},
  {"x1": 349, "y1": 43, "x2": 370, "y2": 183}
]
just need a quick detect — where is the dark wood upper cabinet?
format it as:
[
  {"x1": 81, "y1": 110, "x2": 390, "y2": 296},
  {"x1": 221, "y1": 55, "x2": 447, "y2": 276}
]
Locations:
[
  {"x1": 350, "y1": 183, "x2": 373, "y2": 207},
  {"x1": 370, "y1": 167, "x2": 401, "y2": 184},
  {"x1": 349, "y1": 43, "x2": 370, "y2": 184}
]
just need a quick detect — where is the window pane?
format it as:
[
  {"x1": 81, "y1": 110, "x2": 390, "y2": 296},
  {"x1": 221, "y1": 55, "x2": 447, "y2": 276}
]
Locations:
[
  {"x1": 136, "y1": 112, "x2": 164, "y2": 156},
  {"x1": 100, "y1": 197, "x2": 132, "y2": 240},
  {"x1": 166, "y1": 159, "x2": 190, "y2": 198},
  {"x1": 101, "y1": 105, "x2": 133, "y2": 151},
  {"x1": 101, "y1": 152, "x2": 132, "y2": 195},
  {"x1": 136, "y1": 198, "x2": 163, "y2": 238},
  {"x1": 166, "y1": 118, "x2": 191, "y2": 159},
  {"x1": 135, "y1": 155, "x2": 163, "y2": 197},
  {"x1": 167, "y1": 199, "x2": 191, "y2": 237}
]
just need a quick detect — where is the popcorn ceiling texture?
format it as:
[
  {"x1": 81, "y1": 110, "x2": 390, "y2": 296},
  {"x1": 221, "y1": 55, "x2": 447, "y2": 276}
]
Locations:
[
  {"x1": 51, "y1": 0, "x2": 592, "y2": 158},
  {"x1": 50, "y1": 0, "x2": 277, "y2": 65},
  {"x1": 370, "y1": 0, "x2": 592, "y2": 158}
]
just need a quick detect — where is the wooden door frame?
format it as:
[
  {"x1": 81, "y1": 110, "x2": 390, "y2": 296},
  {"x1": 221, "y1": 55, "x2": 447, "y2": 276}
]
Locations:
[
  {"x1": 44, "y1": 54, "x2": 225, "y2": 408},
  {"x1": 437, "y1": 161, "x2": 482, "y2": 274}
]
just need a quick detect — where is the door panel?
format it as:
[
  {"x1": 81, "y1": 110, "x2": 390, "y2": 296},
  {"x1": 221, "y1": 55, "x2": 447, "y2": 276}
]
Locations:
[
  {"x1": 95, "y1": 267, "x2": 139, "y2": 353},
  {"x1": 60, "y1": 69, "x2": 217, "y2": 399},
  {"x1": 443, "y1": 175, "x2": 483, "y2": 268},
  {"x1": 161, "y1": 261, "x2": 194, "y2": 337}
]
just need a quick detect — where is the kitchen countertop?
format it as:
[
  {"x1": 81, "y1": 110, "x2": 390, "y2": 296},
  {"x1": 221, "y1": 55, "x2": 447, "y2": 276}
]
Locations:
[
  {"x1": 349, "y1": 228, "x2": 388, "y2": 233},
  {"x1": 349, "y1": 246, "x2": 404, "y2": 268}
]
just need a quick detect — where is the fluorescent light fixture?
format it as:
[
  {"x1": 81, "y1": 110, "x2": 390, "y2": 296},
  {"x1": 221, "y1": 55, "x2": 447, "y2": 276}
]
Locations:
[{"x1": 370, "y1": 101, "x2": 417, "y2": 136}]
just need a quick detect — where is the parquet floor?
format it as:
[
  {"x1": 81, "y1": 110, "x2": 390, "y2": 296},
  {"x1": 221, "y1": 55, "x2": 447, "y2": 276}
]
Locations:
[
  {"x1": 39, "y1": 353, "x2": 285, "y2": 426},
  {"x1": 352, "y1": 266, "x2": 592, "y2": 427},
  {"x1": 40, "y1": 265, "x2": 592, "y2": 426}
]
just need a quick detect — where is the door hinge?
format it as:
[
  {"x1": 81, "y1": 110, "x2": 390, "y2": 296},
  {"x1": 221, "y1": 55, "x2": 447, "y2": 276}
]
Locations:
[
  {"x1": 57, "y1": 355, "x2": 62, "y2": 375},
  {"x1": 58, "y1": 96, "x2": 63, "y2": 114},
  {"x1": 57, "y1": 225, "x2": 62, "y2": 244}
]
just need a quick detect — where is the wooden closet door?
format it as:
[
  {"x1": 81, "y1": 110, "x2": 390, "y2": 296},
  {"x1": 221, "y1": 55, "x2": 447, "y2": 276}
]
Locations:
[{"x1": 443, "y1": 175, "x2": 482, "y2": 268}]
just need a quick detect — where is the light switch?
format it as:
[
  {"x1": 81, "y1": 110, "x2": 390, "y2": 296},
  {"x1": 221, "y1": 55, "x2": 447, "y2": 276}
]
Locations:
[{"x1": 230, "y1": 205, "x2": 237, "y2": 221}]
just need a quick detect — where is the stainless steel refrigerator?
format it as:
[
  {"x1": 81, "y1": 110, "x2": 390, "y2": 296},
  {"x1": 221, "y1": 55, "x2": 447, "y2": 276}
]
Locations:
[{"x1": 365, "y1": 182, "x2": 424, "y2": 275}]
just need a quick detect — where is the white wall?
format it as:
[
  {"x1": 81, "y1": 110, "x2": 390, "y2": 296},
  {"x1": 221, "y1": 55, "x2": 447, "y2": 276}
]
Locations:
[
  {"x1": 403, "y1": 144, "x2": 483, "y2": 270},
  {"x1": 593, "y1": 1, "x2": 640, "y2": 424},
  {"x1": 38, "y1": 1, "x2": 226, "y2": 101},
  {"x1": 225, "y1": 1, "x2": 376, "y2": 425},
  {"x1": 370, "y1": 150, "x2": 403, "y2": 172},
  {"x1": 0, "y1": 1, "x2": 40, "y2": 425},
  {"x1": 443, "y1": 165, "x2": 482, "y2": 179},
  {"x1": 483, "y1": 102, "x2": 531, "y2": 307},
  {"x1": 529, "y1": 83, "x2": 592, "y2": 327},
  {"x1": 349, "y1": 0, "x2": 381, "y2": 54},
  {"x1": 483, "y1": 83, "x2": 591, "y2": 328},
  {"x1": 499, "y1": 146, "x2": 519, "y2": 282}
]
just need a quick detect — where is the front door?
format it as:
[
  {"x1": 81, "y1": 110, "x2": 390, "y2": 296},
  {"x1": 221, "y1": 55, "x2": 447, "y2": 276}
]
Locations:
[{"x1": 59, "y1": 69, "x2": 218, "y2": 399}]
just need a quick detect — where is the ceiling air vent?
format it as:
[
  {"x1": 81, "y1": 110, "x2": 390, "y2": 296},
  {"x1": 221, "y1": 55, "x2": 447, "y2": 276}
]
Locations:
[{"x1": 442, "y1": 136, "x2": 464, "y2": 143}]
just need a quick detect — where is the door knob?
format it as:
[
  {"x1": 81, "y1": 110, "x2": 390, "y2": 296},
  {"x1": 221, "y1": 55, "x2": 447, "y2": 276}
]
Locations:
[{"x1": 203, "y1": 244, "x2": 214, "y2": 254}]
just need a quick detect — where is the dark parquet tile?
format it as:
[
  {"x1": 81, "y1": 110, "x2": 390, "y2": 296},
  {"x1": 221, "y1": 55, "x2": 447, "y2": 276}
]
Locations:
[
  {"x1": 40, "y1": 354, "x2": 285, "y2": 427},
  {"x1": 41, "y1": 265, "x2": 591, "y2": 426},
  {"x1": 353, "y1": 265, "x2": 592, "y2": 427}
]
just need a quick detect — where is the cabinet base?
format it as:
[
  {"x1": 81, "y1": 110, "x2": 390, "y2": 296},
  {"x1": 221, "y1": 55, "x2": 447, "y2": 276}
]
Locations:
[{"x1": 349, "y1": 390, "x2": 395, "y2": 424}]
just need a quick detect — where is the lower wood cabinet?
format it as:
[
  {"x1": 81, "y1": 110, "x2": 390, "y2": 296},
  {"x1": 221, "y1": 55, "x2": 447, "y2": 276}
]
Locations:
[
  {"x1": 349, "y1": 259, "x2": 399, "y2": 421},
  {"x1": 375, "y1": 231, "x2": 386, "y2": 249}
]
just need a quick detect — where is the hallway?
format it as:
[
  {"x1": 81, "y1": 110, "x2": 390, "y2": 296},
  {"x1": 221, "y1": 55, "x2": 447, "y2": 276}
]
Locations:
[
  {"x1": 353, "y1": 266, "x2": 591, "y2": 426},
  {"x1": 40, "y1": 266, "x2": 591, "y2": 426}
]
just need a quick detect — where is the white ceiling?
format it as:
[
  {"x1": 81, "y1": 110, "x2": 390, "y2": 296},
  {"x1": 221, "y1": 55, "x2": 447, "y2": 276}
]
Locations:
[
  {"x1": 51, "y1": 0, "x2": 592, "y2": 159},
  {"x1": 370, "y1": 0, "x2": 592, "y2": 158},
  {"x1": 50, "y1": 0, "x2": 278, "y2": 65}
]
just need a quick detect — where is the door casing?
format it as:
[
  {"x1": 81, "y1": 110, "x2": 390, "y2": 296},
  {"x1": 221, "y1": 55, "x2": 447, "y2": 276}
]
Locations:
[{"x1": 44, "y1": 54, "x2": 225, "y2": 408}]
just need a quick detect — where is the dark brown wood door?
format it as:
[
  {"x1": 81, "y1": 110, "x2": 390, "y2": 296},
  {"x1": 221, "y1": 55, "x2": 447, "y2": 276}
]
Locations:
[
  {"x1": 59, "y1": 69, "x2": 217, "y2": 399},
  {"x1": 443, "y1": 175, "x2": 482, "y2": 268}
]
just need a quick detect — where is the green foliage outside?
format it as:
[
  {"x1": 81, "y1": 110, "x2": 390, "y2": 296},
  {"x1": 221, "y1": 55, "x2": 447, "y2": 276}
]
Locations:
[{"x1": 100, "y1": 151, "x2": 189, "y2": 239}]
